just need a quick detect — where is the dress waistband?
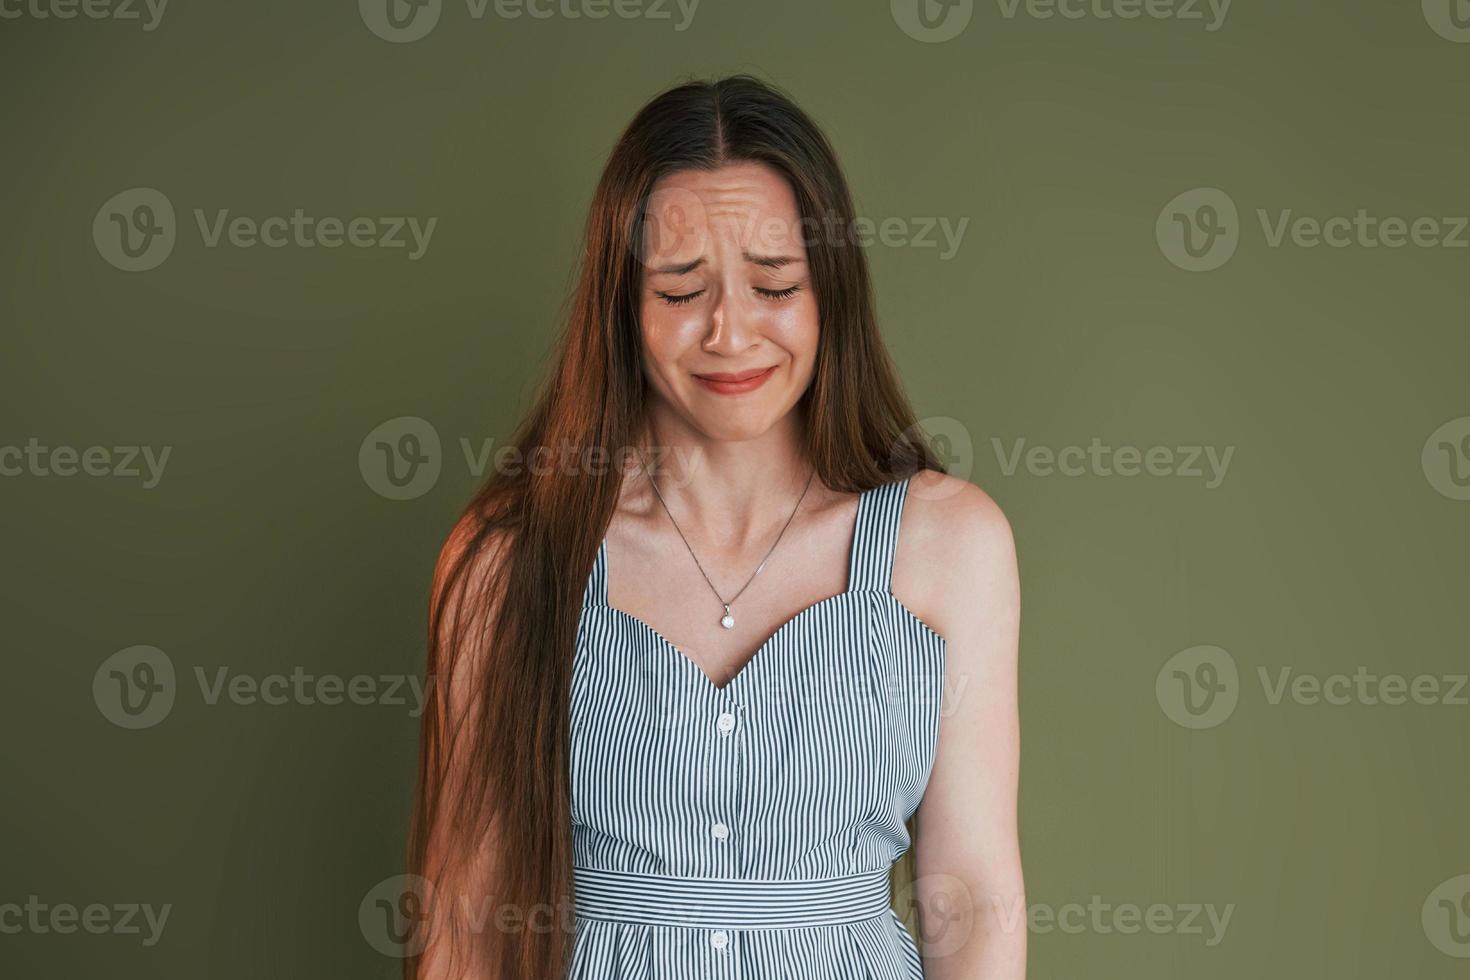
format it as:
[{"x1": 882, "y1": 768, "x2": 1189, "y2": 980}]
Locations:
[{"x1": 571, "y1": 865, "x2": 894, "y2": 930}]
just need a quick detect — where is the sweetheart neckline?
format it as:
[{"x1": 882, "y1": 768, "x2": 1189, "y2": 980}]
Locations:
[{"x1": 583, "y1": 590, "x2": 946, "y2": 693}]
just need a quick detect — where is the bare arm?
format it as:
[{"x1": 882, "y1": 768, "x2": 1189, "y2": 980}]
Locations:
[{"x1": 910, "y1": 479, "x2": 1024, "y2": 979}]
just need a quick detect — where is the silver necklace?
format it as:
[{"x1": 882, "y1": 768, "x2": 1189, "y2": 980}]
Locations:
[{"x1": 638, "y1": 453, "x2": 817, "y2": 630}]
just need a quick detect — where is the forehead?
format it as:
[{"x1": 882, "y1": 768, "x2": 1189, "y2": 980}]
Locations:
[{"x1": 641, "y1": 161, "x2": 806, "y2": 262}]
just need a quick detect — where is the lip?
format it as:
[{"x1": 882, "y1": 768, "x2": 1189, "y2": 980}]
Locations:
[{"x1": 692, "y1": 365, "x2": 778, "y2": 394}]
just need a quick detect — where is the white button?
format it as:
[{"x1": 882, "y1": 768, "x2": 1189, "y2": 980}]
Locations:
[
  {"x1": 717, "y1": 712, "x2": 736, "y2": 734},
  {"x1": 711, "y1": 822, "x2": 730, "y2": 841},
  {"x1": 710, "y1": 930, "x2": 729, "y2": 950}
]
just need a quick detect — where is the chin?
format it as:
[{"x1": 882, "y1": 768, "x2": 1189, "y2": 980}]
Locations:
[{"x1": 682, "y1": 400, "x2": 788, "y2": 443}]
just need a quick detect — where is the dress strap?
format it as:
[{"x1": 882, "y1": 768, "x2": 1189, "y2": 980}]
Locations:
[
  {"x1": 846, "y1": 474, "x2": 913, "y2": 593},
  {"x1": 582, "y1": 536, "x2": 608, "y2": 607}
]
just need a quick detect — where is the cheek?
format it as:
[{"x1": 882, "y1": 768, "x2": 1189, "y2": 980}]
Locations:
[
  {"x1": 767, "y1": 293, "x2": 820, "y2": 358},
  {"x1": 640, "y1": 300, "x2": 700, "y2": 359}
]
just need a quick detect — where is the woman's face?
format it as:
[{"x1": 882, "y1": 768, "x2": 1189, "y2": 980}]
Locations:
[{"x1": 637, "y1": 161, "x2": 819, "y2": 443}]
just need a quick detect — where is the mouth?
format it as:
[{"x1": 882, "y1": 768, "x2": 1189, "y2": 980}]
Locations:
[
  {"x1": 692, "y1": 364, "x2": 779, "y2": 394},
  {"x1": 695, "y1": 367, "x2": 776, "y2": 382}
]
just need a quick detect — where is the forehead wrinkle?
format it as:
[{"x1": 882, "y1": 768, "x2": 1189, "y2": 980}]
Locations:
[
  {"x1": 702, "y1": 207, "x2": 805, "y2": 257},
  {"x1": 646, "y1": 168, "x2": 805, "y2": 265},
  {"x1": 648, "y1": 256, "x2": 705, "y2": 276},
  {"x1": 742, "y1": 251, "x2": 803, "y2": 269}
]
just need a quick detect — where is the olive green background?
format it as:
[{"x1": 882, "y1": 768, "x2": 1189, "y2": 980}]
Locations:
[{"x1": 2, "y1": 0, "x2": 1468, "y2": 976}]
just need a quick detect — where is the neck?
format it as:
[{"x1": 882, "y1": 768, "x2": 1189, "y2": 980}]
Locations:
[{"x1": 634, "y1": 404, "x2": 816, "y2": 549}]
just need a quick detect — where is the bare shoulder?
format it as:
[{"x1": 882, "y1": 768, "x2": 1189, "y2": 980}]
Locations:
[{"x1": 895, "y1": 469, "x2": 1019, "y2": 650}]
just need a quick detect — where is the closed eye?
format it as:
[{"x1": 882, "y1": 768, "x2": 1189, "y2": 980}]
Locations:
[
  {"x1": 656, "y1": 284, "x2": 802, "y2": 306},
  {"x1": 756, "y1": 284, "x2": 802, "y2": 301},
  {"x1": 655, "y1": 289, "x2": 705, "y2": 306}
]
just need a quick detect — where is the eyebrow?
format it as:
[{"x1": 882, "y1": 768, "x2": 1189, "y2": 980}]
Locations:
[{"x1": 649, "y1": 251, "x2": 804, "y2": 276}]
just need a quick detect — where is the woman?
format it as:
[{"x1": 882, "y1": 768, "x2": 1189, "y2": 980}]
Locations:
[{"x1": 408, "y1": 74, "x2": 1024, "y2": 980}]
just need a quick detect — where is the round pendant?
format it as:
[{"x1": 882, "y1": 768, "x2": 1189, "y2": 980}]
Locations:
[{"x1": 720, "y1": 613, "x2": 735, "y2": 630}]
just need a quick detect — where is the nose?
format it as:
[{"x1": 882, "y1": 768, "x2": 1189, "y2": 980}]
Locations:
[{"x1": 701, "y1": 284, "x2": 759, "y2": 355}]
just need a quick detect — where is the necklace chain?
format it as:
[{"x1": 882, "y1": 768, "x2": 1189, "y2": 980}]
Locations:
[{"x1": 636, "y1": 450, "x2": 816, "y2": 630}]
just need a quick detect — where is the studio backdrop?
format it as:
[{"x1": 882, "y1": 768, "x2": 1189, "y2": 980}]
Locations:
[{"x1": 2, "y1": 1, "x2": 1468, "y2": 977}]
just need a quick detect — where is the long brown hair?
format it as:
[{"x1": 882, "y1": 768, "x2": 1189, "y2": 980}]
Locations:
[{"x1": 405, "y1": 73, "x2": 946, "y2": 980}]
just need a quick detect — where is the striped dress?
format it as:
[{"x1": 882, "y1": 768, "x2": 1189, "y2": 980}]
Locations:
[{"x1": 570, "y1": 473, "x2": 948, "y2": 979}]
